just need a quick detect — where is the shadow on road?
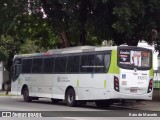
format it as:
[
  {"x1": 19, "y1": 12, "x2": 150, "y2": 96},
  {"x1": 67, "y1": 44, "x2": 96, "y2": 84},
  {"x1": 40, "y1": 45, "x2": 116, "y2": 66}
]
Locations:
[{"x1": 17, "y1": 98, "x2": 138, "y2": 111}]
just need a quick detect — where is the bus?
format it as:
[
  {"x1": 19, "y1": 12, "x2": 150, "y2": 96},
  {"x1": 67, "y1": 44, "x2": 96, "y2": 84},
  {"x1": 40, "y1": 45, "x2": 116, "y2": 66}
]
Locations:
[{"x1": 11, "y1": 46, "x2": 153, "y2": 107}]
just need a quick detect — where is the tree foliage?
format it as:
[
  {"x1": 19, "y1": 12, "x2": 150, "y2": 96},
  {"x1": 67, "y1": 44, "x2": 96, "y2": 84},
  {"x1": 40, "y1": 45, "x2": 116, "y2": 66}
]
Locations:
[
  {"x1": 112, "y1": 0, "x2": 160, "y2": 46},
  {"x1": 1, "y1": 0, "x2": 160, "y2": 70},
  {"x1": 0, "y1": 0, "x2": 58, "y2": 70},
  {"x1": 39, "y1": 0, "x2": 160, "y2": 47}
]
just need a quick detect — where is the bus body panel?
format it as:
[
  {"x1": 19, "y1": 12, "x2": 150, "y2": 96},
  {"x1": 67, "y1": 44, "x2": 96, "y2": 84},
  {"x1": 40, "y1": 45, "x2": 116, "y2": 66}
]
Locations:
[
  {"x1": 11, "y1": 46, "x2": 153, "y2": 102},
  {"x1": 119, "y1": 68, "x2": 150, "y2": 94},
  {"x1": 11, "y1": 72, "x2": 153, "y2": 100}
]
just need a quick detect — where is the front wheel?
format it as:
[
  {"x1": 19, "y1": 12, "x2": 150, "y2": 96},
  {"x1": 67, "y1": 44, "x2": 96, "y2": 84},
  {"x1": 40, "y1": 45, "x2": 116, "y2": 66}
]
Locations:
[
  {"x1": 65, "y1": 88, "x2": 76, "y2": 107},
  {"x1": 23, "y1": 87, "x2": 32, "y2": 102}
]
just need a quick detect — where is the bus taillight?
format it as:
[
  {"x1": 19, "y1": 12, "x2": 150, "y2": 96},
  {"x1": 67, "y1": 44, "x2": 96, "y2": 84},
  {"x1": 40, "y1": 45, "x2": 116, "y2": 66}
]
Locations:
[
  {"x1": 114, "y1": 76, "x2": 119, "y2": 92},
  {"x1": 147, "y1": 79, "x2": 153, "y2": 93}
]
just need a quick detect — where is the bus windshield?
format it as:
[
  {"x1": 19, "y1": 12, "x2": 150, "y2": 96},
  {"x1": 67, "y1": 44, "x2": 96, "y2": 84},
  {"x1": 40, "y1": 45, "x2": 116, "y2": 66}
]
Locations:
[{"x1": 118, "y1": 47, "x2": 152, "y2": 70}]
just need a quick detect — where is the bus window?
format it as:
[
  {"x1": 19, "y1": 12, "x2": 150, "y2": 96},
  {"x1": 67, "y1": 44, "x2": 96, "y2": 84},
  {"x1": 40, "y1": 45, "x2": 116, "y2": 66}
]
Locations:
[
  {"x1": 118, "y1": 48, "x2": 152, "y2": 70},
  {"x1": 15, "y1": 65, "x2": 21, "y2": 76},
  {"x1": 22, "y1": 59, "x2": 32, "y2": 73},
  {"x1": 14, "y1": 58, "x2": 21, "y2": 64},
  {"x1": 81, "y1": 54, "x2": 94, "y2": 73},
  {"x1": 32, "y1": 58, "x2": 43, "y2": 73},
  {"x1": 43, "y1": 57, "x2": 54, "y2": 73},
  {"x1": 104, "y1": 54, "x2": 111, "y2": 72},
  {"x1": 54, "y1": 57, "x2": 67, "y2": 73},
  {"x1": 12, "y1": 64, "x2": 21, "y2": 82},
  {"x1": 94, "y1": 54, "x2": 104, "y2": 73},
  {"x1": 67, "y1": 56, "x2": 80, "y2": 73}
]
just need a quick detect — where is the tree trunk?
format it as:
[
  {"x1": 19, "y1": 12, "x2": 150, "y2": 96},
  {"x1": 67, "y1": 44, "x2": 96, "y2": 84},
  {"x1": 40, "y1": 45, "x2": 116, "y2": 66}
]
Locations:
[
  {"x1": 59, "y1": 31, "x2": 71, "y2": 48},
  {"x1": 78, "y1": 0, "x2": 91, "y2": 46},
  {"x1": 78, "y1": 25, "x2": 86, "y2": 46}
]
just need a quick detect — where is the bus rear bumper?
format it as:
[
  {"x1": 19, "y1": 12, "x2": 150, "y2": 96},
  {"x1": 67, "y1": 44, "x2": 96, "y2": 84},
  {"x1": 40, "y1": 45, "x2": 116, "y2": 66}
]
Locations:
[{"x1": 109, "y1": 91, "x2": 153, "y2": 100}]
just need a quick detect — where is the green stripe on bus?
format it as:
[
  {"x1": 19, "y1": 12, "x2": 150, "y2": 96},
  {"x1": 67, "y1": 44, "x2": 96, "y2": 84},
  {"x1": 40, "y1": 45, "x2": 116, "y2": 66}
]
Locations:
[
  {"x1": 108, "y1": 50, "x2": 119, "y2": 74},
  {"x1": 104, "y1": 80, "x2": 106, "y2": 89},
  {"x1": 150, "y1": 68, "x2": 153, "y2": 77},
  {"x1": 77, "y1": 80, "x2": 79, "y2": 87}
]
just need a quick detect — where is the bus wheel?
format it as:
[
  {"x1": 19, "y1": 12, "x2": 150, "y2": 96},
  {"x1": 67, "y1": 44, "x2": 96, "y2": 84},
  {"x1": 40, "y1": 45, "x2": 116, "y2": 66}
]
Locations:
[
  {"x1": 95, "y1": 100, "x2": 110, "y2": 108},
  {"x1": 51, "y1": 98, "x2": 60, "y2": 104},
  {"x1": 23, "y1": 87, "x2": 32, "y2": 102},
  {"x1": 65, "y1": 88, "x2": 76, "y2": 107}
]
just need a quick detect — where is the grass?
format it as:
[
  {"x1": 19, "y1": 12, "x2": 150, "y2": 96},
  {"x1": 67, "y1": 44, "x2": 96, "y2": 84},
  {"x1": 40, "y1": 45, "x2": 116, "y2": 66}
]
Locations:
[{"x1": 0, "y1": 91, "x2": 16, "y2": 96}]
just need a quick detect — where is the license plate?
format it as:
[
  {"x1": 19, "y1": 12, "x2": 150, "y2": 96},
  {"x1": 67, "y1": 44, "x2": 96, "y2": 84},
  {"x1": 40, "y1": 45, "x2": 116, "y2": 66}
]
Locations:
[{"x1": 130, "y1": 89, "x2": 137, "y2": 93}]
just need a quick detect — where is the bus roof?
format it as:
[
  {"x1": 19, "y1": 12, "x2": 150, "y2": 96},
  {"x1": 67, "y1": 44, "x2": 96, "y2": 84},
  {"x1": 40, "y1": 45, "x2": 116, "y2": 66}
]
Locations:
[
  {"x1": 14, "y1": 46, "x2": 118, "y2": 58},
  {"x1": 14, "y1": 45, "x2": 152, "y2": 58}
]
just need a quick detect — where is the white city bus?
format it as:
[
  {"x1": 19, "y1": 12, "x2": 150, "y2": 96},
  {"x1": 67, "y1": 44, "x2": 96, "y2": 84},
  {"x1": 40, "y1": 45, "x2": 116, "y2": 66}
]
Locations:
[{"x1": 11, "y1": 46, "x2": 153, "y2": 107}]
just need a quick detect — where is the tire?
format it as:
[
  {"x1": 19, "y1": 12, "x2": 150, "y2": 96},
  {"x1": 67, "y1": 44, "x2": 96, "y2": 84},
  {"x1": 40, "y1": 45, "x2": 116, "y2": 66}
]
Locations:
[
  {"x1": 65, "y1": 88, "x2": 76, "y2": 107},
  {"x1": 95, "y1": 100, "x2": 110, "y2": 108},
  {"x1": 23, "y1": 87, "x2": 32, "y2": 102},
  {"x1": 51, "y1": 98, "x2": 60, "y2": 104}
]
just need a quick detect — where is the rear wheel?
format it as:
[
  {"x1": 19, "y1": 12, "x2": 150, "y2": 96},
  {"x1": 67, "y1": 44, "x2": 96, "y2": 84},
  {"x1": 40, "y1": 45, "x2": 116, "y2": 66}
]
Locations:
[
  {"x1": 65, "y1": 88, "x2": 76, "y2": 107},
  {"x1": 95, "y1": 100, "x2": 110, "y2": 108},
  {"x1": 23, "y1": 87, "x2": 32, "y2": 102}
]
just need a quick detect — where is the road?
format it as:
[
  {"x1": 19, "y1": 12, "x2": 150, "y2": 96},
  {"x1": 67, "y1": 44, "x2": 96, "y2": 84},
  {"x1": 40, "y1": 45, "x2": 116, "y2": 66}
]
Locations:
[
  {"x1": 0, "y1": 96, "x2": 159, "y2": 120},
  {"x1": 0, "y1": 96, "x2": 137, "y2": 111}
]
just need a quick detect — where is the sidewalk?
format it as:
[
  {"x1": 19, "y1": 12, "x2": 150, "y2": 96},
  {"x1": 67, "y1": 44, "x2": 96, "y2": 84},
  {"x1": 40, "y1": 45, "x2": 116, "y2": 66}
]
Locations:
[
  {"x1": 130, "y1": 101, "x2": 160, "y2": 111},
  {"x1": 112, "y1": 100, "x2": 160, "y2": 111}
]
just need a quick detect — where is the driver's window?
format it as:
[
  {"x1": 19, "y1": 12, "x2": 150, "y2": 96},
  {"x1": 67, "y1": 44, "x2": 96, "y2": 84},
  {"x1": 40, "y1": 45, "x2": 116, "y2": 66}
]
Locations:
[
  {"x1": 15, "y1": 65, "x2": 21, "y2": 77},
  {"x1": 12, "y1": 65, "x2": 21, "y2": 82}
]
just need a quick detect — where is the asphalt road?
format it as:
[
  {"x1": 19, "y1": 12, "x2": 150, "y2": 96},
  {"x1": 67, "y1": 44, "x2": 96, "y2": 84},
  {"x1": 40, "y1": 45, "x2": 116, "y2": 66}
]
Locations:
[
  {"x1": 0, "y1": 96, "x2": 159, "y2": 120},
  {"x1": 0, "y1": 96, "x2": 136, "y2": 111}
]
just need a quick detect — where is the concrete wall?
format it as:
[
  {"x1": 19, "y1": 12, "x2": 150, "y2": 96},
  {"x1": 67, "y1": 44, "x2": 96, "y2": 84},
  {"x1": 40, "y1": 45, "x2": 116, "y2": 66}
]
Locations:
[{"x1": 0, "y1": 62, "x2": 9, "y2": 90}]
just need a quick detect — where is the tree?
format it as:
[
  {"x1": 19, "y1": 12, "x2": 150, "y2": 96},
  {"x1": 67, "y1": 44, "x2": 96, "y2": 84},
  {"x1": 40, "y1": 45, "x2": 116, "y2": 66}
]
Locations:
[
  {"x1": 112, "y1": 0, "x2": 160, "y2": 46},
  {"x1": 0, "y1": 1, "x2": 58, "y2": 70}
]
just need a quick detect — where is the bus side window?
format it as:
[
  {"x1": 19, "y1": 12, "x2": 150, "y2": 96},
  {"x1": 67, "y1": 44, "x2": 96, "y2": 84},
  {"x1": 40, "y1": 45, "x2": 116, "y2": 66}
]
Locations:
[
  {"x1": 81, "y1": 54, "x2": 94, "y2": 73},
  {"x1": 67, "y1": 56, "x2": 80, "y2": 73},
  {"x1": 94, "y1": 54, "x2": 104, "y2": 73},
  {"x1": 104, "y1": 54, "x2": 111, "y2": 72},
  {"x1": 54, "y1": 57, "x2": 67, "y2": 73},
  {"x1": 43, "y1": 57, "x2": 54, "y2": 73},
  {"x1": 22, "y1": 59, "x2": 32, "y2": 73},
  {"x1": 32, "y1": 58, "x2": 43, "y2": 73}
]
